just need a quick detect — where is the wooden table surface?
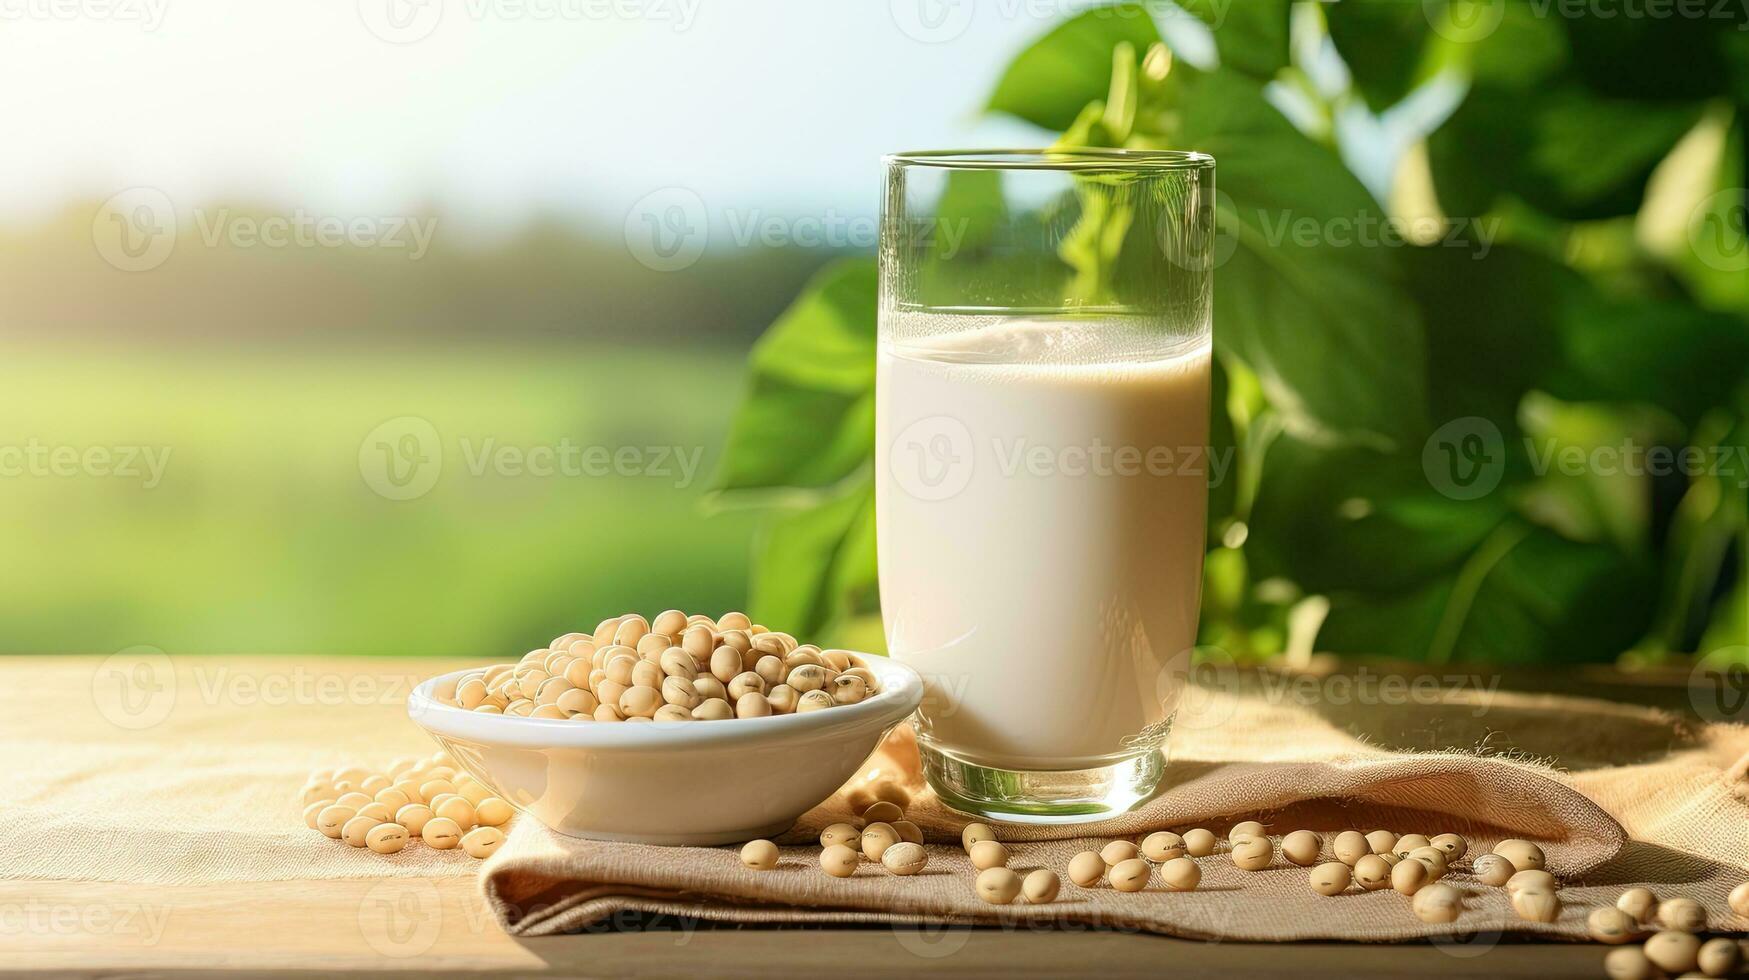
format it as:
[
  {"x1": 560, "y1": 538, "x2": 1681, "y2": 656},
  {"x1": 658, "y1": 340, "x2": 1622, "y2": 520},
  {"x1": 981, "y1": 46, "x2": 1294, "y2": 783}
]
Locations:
[
  {"x1": 8, "y1": 876, "x2": 1617, "y2": 978},
  {"x1": 9, "y1": 655, "x2": 1711, "y2": 978}
]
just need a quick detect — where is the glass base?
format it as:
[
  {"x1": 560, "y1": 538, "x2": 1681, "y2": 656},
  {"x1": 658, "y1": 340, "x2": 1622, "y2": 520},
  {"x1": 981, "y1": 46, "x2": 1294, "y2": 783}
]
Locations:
[{"x1": 918, "y1": 739, "x2": 1166, "y2": 825}]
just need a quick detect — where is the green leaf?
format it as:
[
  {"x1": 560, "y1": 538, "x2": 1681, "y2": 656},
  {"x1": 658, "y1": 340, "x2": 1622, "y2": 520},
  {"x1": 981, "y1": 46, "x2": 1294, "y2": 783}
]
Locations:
[
  {"x1": 747, "y1": 477, "x2": 877, "y2": 638},
  {"x1": 711, "y1": 259, "x2": 876, "y2": 493},
  {"x1": 1562, "y1": 12, "x2": 1748, "y2": 102},
  {"x1": 746, "y1": 258, "x2": 877, "y2": 390},
  {"x1": 1175, "y1": 0, "x2": 1289, "y2": 80},
  {"x1": 1101, "y1": 41, "x2": 1139, "y2": 142},
  {"x1": 1430, "y1": 85, "x2": 1706, "y2": 222},
  {"x1": 933, "y1": 168, "x2": 1009, "y2": 257},
  {"x1": 1402, "y1": 245, "x2": 1578, "y2": 429},
  {"x1": 1056, "y1": 176, "x2": 1135, "y2": 306},
  {"x1": 1173, "y1": 68, "x2": 1429, "y2": 448},
  {"x1": 1700, "y1": 578, "x2": 1747, "y2": 660},
  {"x1": 1247, "y1": 431, "x2": 1515, "y2": 597},
  {"x1": 987, "y1": 3, "x2": 1161, "y2": 130},
  {"x1": 1317, "y1": 522, "x2": 1657, "y2": 664},
  {"x1": 1405, "y1": 243, "x2": 1749, "y2": 431},
  {"x1": 1322, "y1": 0, "x2": 1428, "y2": 109},
  {"x1": 1544, "y1": 296, "x2": 1749, "y2": 429},
  {"x1": 1458, "y1": 2, "x2": 1569, "y2": 89}
]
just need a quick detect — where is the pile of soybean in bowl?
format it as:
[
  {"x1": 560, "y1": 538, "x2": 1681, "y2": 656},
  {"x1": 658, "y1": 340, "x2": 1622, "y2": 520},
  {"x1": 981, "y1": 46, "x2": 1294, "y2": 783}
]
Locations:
[{"x1": 431, "y1": 610, "x2": 882, "y2": 722}]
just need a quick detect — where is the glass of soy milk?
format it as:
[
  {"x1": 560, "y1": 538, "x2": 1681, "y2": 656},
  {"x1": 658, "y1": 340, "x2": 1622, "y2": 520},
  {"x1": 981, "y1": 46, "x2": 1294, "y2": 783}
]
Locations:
[{"x1": 877, "y1": 149, "x2": 1216, "y2": 822}]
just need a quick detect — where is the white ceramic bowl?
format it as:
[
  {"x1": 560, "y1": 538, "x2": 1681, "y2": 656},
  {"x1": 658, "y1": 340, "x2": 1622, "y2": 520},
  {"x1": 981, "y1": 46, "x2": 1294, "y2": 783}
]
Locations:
[{"x1": 406, "y1": 653, "x2": 923, "y2": 845}]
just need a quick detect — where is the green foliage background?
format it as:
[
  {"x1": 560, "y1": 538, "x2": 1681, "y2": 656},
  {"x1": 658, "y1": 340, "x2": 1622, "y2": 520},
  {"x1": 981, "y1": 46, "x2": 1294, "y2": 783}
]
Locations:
[{"x1": 717, "y1": 0, "x2": 1749, "y2": 667}]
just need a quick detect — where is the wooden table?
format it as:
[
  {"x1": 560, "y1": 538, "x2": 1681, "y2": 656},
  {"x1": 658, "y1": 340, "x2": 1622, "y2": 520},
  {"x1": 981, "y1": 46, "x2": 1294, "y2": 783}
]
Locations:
[
  {"x1": 7, "y1": 655, "x2": 1696, "y2": 977},
  {"x1": 8, "y1": 877, "x2": 1618, "y2": 977}
]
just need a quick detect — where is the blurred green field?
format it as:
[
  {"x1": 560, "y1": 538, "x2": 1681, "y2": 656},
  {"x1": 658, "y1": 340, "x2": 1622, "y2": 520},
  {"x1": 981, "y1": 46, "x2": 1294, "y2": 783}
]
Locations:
[{"x1": 0, "y1": 344, "x2": 761, "y2": 656}]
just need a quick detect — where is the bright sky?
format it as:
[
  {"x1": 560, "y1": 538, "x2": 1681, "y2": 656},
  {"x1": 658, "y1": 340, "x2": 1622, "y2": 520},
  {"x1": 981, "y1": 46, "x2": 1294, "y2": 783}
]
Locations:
[{"x1": 0, "y1": 0, "x2": 1057, "y2": 231}]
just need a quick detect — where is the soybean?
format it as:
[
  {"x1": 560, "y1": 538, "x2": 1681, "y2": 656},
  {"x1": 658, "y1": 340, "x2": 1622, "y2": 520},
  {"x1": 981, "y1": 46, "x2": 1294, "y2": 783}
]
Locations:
[
  {"x1": 1310, "y1": 862, "x2": 1351, "y2": 896},
  {"x1": 863, "y1": 801, "x2": 903, "y2": 825},
  {"x1": 1142, "y1": 831, "x2": 1186, "y2": 862},
  {"x1": 1393, "y1": 833, "x2": 1431, "y2": 854},
  {"x1": 1412, "y1": 883, "x2": 1461, "y2": 923},
  {"x1": 1697, "y1": 937, "x2": 1740, "y2": 977},
  {"x1": 1617, "y1": 886, "x2": 1658, "y2": 924},
  {"x1": 1228, "y1": 820, "x2": 1265, "y2": 843},
  {"x1": 1100, "y1": 840, "x2": 1139, "y2": 866},
  {"x1": 862, "y1": 822, "x2": 900, "y2": 862},
  {"x1": 1493, "y1": 838, "x2": 1545, "y2": 873},
  {"x1": 1230, "y1": 836, "x2": 1273, "y2": 871},
  {"x1": 820, "y1": 823, "x2": 860, "y2": 849},
  {"x1": 969, "y1": 840, "x2": 1010, "y2": 871},
  {"x1": 1068, "y1": 851, "x2": 1105, "y2": 887},
  {"x1": 1282, "y1": 830, "x2": 1322, "y2": 867},
  {"x1": 461, "y1": 826, "x2": 504, "y2": 859},
  {"x1": 1364, "y1": 830, "x2": 1397, "y2": 855},
  {"x1": 1429, "y1": 833, "x2": 1467, "y2": 861},
  {"x1": 1353, "y1": 854, "x2": 1391, "y2": 891},
  {"x1": 1023, "y1": 869, "x2": 1060, "y2": 904},
  {"x1": 1603, "y1": 946, "x2": 1653, "y2": 980},
  {"x1": 421, "y1": 817, "x2": 463, "y2": 850},
  {"x1": 1586, "y1": 906, "x2": 1639, "y2": 944},
  {"x1": 820, "y1": 844, "x2": 859, "y2": 878},
  {"x1": 976, "y1": 867, "x2": 1022, "y2": 904},
  {"x1": 396, "y1": 803, "x2": 434, "y2": 836},
  {"x1": 1332, "y1": 830, "x2": 1370, "y2": 867},
  {"x1": 1659, "y1": 896, "x2": 1706, "y2": 932},
  {"x1": 740, "y1": 839, "x2": 779, "y2": 870},
  {"x1": 881, "y1": 842, "x2": 927, "y2": 876},
  {"x1": 316, "y1": 805, "x2": 356, "y2": 839},
  {"x1": 1391, "y1": 857, "x2": 1429, "y2": 896},
  {"x1": 1471, "y1": 852, "x2": 1513, "y2": 886},
  {"x1": 1160, "y1": 857, "x2": 1201, "y2": 892},
  {"x1": 1182, "y1": 828, "x2": 1217, "y2": 857},
  {"x1": 341, "y1": 815, "x2": 379, "y2": 847},
  {"x1": 366, "y1": 823, "x2": 410, "y2": 854},
  {"x1": 1109, "y1": 858, "x2": 1151, "y2": 893},
  {"x1": 1643, "y1": 931, "x2": 1701, "y2": 974}
]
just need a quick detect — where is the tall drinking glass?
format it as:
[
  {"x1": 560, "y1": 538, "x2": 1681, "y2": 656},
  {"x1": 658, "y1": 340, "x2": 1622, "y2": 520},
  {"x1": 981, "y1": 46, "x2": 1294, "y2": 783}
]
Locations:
[{"x1": 876, "y1": 149, "x2": 1216, "y2": 822}]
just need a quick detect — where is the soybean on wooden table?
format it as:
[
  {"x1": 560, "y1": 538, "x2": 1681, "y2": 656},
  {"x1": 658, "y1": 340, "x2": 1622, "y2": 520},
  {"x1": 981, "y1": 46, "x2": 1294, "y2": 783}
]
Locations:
[{"x1": 2, "y1": 655, "x2": 1712, "y2": 977}]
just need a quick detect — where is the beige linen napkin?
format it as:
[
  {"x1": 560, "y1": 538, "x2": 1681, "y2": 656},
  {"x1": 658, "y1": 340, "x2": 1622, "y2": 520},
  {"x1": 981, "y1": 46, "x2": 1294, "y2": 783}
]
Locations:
[{"x1": 483, "y1": 683, "x2": 1749, "y2": 941}]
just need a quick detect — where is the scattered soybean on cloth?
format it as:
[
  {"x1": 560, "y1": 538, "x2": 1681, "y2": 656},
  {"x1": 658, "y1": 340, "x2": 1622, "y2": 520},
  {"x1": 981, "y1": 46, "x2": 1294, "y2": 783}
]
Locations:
[{"x1": 483, "y1": 684, "x2": 1749, "y2": 942}]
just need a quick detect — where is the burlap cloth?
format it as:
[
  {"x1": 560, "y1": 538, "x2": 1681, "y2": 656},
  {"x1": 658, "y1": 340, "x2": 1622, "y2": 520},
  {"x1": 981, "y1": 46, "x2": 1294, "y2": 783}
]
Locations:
[
  {"x1": 484, "y1": 672, "x2": 1749, "y2": 941},
  {"x1": 9, "y1": 656, "x2": 1748, "y2": 944}
]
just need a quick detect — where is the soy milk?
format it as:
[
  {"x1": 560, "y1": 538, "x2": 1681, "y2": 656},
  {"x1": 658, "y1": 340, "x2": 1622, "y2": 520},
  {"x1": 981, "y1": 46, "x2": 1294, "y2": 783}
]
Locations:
[{"x1": 876, "y1": 315, "x2": 1210, "y2": 770}]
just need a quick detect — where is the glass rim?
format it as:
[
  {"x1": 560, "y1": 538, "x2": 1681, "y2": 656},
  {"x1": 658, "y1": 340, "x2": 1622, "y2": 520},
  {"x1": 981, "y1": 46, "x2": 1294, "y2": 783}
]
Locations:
[{"x1": 883, "y1": 147, "x2": 1214, "y2": 172}]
